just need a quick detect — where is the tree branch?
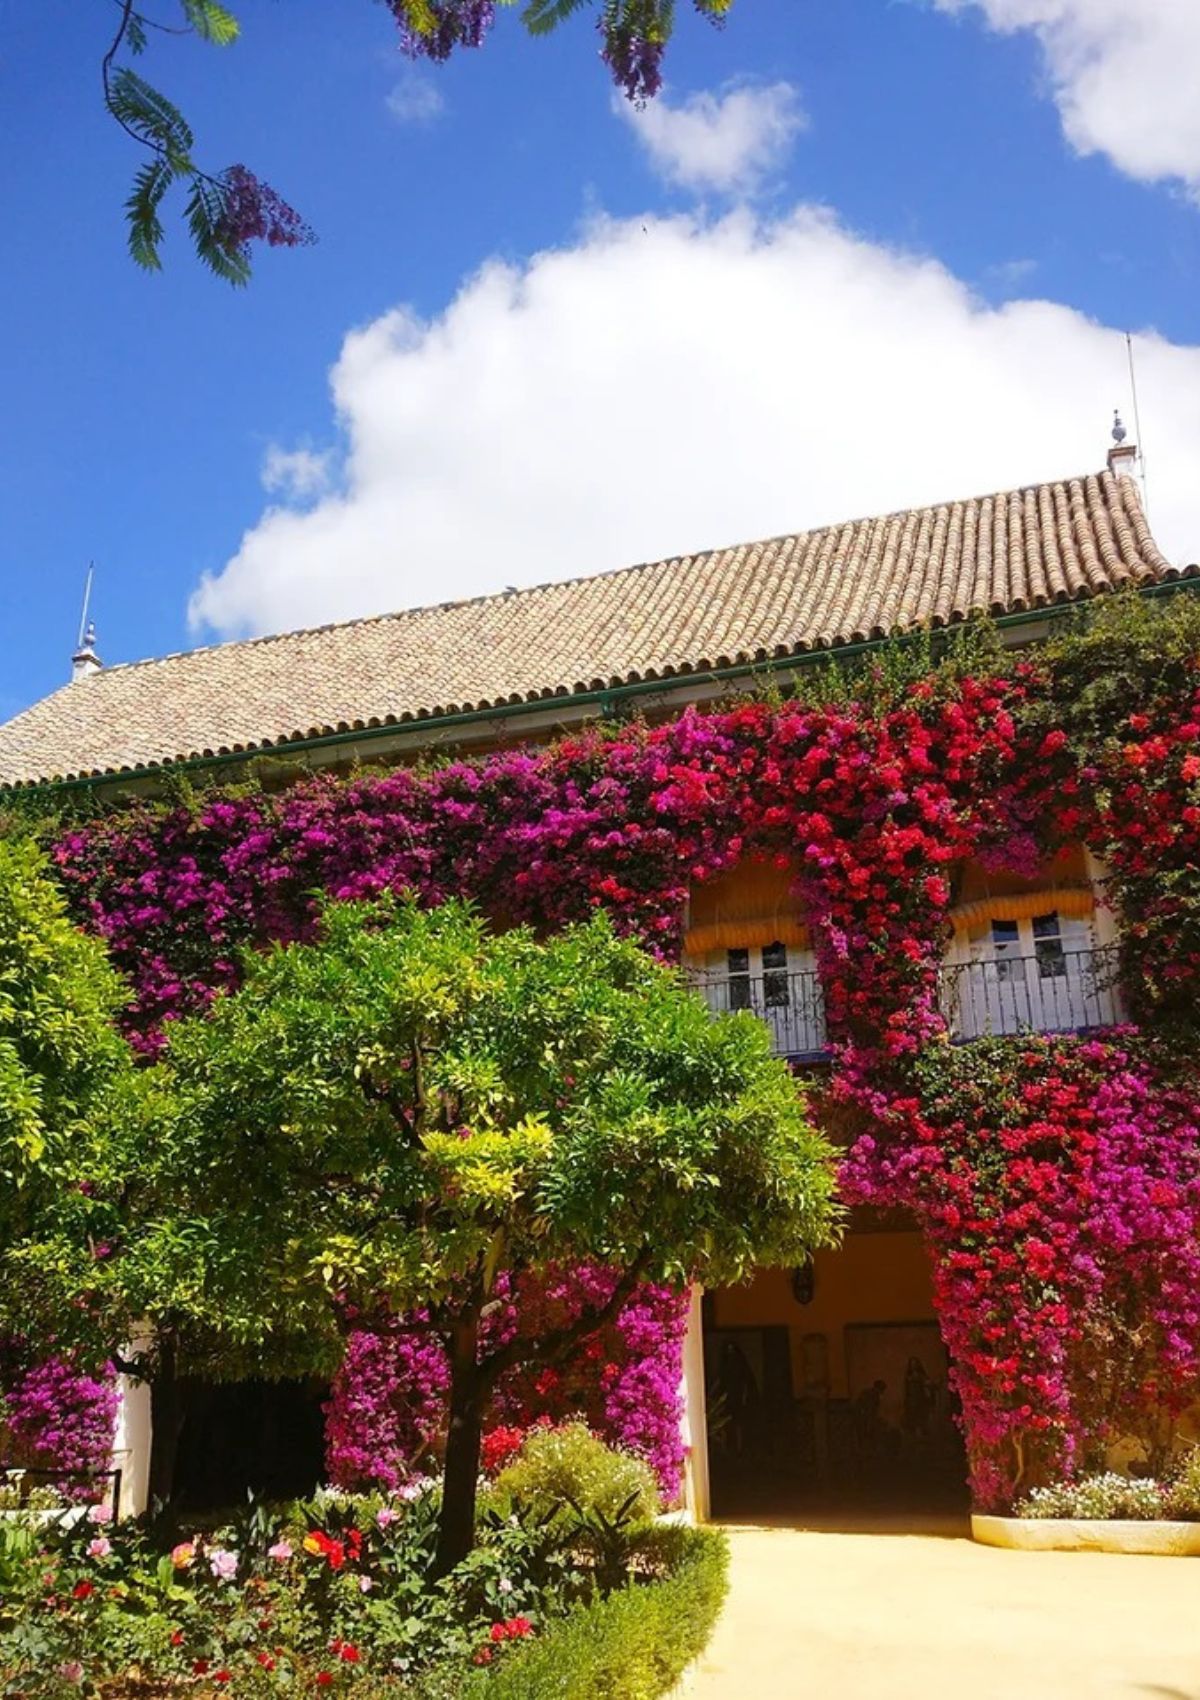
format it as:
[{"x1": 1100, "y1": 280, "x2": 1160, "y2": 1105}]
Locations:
[{"x1": 477, "y1": 1250, "x2": 654, "y2": 1391}]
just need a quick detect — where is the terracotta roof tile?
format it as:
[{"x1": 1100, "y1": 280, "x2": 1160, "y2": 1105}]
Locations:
[{"x1": 0, "y1": 467, "x2": 1190, "y2": 789}]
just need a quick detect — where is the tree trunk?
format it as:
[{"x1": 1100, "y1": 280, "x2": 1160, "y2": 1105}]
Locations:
[
  {"x1": 434, "y1": 1314, "x2": 485, "y2": 1576},
  {"x1": 147, "y1": 1335, "x2": 183, "y2": 1511}
]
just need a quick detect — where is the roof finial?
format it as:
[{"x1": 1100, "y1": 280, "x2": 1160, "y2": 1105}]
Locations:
[
  {"x1": 1111, "y1": 409, "x2": 1127, "y2": 445},
  {"x1": 71, "y1": 567, "x2": 103, "y2": 681}
]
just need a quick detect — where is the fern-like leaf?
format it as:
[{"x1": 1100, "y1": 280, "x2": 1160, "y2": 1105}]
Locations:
[
  {"x1": 179, "y1": 0, "x2": 241, "y2": 46},
  {"x1": 125, "y1": 156, "x2": 176, "y2": 271},
  {"x1": 107, "y1": 68, "x2": 195, "y2": 162},
  {"x1": 522, "y1": 0, "x2": 591, "y2": 38},
  {"x1": 184, "y1": 177, "x2": 251, "y2": 287}
]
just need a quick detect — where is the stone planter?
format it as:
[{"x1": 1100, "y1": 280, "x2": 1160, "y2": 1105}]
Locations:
[{"x1": 972, "y1": 1513, "x2": 1200, "y2": 1556}]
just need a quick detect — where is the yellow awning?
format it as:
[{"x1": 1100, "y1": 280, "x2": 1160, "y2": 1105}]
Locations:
[
  {"x1": 685, "y1": 859, "x2": 809, "y2": 957},
  {"x1": 951, "y1": 885, "x2": 1094, "y2": 937}
]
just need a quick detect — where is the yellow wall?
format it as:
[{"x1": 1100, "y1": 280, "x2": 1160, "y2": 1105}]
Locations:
[{"x1": 712, "y1": 1232, "x2": 936, "y2": 1399}]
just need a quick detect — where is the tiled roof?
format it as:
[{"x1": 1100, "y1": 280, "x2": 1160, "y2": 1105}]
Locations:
[{"x1": 0, "y1": 467, "x2": 1191, "y2": 789}]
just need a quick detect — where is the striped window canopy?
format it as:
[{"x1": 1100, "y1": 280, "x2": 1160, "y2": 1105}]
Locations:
[
  {"x1": 684, "y1": 858, "x2": 810, "y2": 957},
  {"x1": 949, "y1": 845, "x2": 1096, "y2": 942}
]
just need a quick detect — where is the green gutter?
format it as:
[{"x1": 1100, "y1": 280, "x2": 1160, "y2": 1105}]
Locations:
[{"x1": 14, "y1": 576, "x2": 1200, "y2": 800}]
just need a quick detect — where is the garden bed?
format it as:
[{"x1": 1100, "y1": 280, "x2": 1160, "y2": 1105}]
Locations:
[
  {"x1": 0, "y1": 1427, "x2": 729, "y2": 1697},
  {"x1": 971, "y1": 1514, "x2": 1200, "y2": 1556},
  {"x1": 453, "y1": 1524, "x2": 727, "y2": 1700}
]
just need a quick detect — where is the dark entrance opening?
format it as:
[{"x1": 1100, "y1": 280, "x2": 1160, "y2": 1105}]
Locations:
[
  {"x1": 703, "y1": 1234, "x2": 969, "y2": 1523},
  {"x1": 172, "y1": 1378, "x2": 328, "y2": 1512}
]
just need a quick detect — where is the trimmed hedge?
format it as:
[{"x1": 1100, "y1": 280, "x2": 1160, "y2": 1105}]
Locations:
[{"x1": 459, "y1": 1525, "x2": 728, "y2": 1700}]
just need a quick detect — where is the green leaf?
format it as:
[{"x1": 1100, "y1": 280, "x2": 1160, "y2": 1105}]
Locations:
[
  {"x1": 180, "y1": 0, "x2": 241, "y2": 46},
  {"x1": 106, "y1": 68, "x2": 194, "y2": 163},
  {"x1": 125, "y1": 157, "x2": 176, "y2": 272},
  {"x1": 521, "y1": 0, "x2": 590, "y2": 38},
  {"x1": 184, "y1": 177, "x2": 251, "y2": 287}
]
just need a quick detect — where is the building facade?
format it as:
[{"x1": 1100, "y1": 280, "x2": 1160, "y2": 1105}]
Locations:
[{"x1": 3, "y1": 445, "x2": 1199, "y2": 1521}]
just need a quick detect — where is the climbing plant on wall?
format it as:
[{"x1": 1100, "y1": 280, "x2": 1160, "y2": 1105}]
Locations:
[{"x1": 21, "y1": 591, "x2": 1200, "y2": 1508}]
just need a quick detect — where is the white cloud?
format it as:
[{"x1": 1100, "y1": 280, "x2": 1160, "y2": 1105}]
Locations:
[
  {"x1": 189, "y1": 205, "x2": 1200, "y2": 641},
  {"x1": 386, "y1": 71, "x2": 445, "y2": 125},
  {"x1": 986, "y1": 256, "x2": 1039, "y2": 289},
  {"x1": 933, "y1": 0, "x2": 1200, "y2": 196},
  {"x1": 617, "y1": 81, "x2": 806, "y2": 196},
  {"x1": 260, "y1": 444, "x2": 333, "y2": 502}
]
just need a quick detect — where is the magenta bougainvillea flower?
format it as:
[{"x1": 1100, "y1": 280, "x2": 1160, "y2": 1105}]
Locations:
[{"x1": 30, "y1": 634, "x2": 1200, "y2": 1508}]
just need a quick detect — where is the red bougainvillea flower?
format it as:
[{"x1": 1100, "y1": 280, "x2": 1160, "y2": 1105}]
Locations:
[{"x1": 480, "y1": 1424, "x2": 525, "y2": 1473}]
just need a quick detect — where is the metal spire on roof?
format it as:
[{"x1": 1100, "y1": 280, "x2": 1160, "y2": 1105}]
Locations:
[
  {"x1": 71, "y1": 565, "x2": 103, "y2": 681},
  {"x1": 1111, "y1": 409, "x2": 1127, "y2": 445}
]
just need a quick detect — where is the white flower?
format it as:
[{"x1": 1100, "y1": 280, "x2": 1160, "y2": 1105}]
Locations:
[
  {"x1": 208, "y1": 1547, "x2": 239, "y2": 1582},
  {"x1": 498, "y1": 1577, "x2": 514, "y2": 1594}
]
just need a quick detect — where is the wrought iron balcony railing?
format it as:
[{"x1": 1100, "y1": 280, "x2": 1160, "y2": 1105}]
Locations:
[
  {"x1": 939, "y1": 947, "x2": 1122, "y2": 1041},
  {"x1": 691, "y1": 967, "x2": 828, "y2": 1059}
]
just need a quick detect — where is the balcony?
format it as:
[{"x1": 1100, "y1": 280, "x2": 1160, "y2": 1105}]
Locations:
[
  {"x1": 692, "y1": 966, "x2": 828, "y2": 1060},
  {"x1": 939, "y1": 947, "x2": 1122, "y2": 1041}
]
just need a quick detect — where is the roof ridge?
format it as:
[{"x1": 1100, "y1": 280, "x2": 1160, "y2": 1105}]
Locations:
[{"x1": 80, "y1": 466, "x2": 1112, "y2": 681}]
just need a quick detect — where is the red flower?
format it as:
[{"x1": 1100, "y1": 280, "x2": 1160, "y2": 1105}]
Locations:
[
  {"x1": 338, "y1": 1644, "x2": 360, "y2": 1663},
  {"x1": 71, "y1": 1581, "x2": 94, "y2": 1600},
  {"x1": 214, "y1": 1672, "x2": 231, "y2": 1686},
  {"x1": 192, "y1": 1661, "x2": 209, "y2": 1677},
  {"x1": 316, "y1": 1675, "x2": 333, "y2": 1689},
  {"x1": 257, "y1": 1652, "x2": 277, "y2": 1670},
  {"x1": 474, "y1": 1648, "x2": 494, "y2": 1665},
  {"x1": 170, "y1": 1629, "x2": 184, "y2": 1647}
]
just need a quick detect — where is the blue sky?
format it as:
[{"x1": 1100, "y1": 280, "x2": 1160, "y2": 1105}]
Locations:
[{"x1": 2, "y1": 0, "x2": 1199, "y2": 723}]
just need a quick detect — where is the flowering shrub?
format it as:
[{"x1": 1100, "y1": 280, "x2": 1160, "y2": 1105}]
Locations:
[
  {"x1": 841, "y1": 1036, "x2": 1200, "y2": 1507},
  {"x1": 325, "y1": 1318, "x2": 450, "y2": 1493},
  {"x1": 1016, "y1": 1448, "x2": 1200, "y2": 1523},
  {"x1": 42, "y1": 597, "x2": 1200, "y2": 1512},
  {"x1": 1165, "y1": 1444, "x2": 1200, "y2": 1518},
  {"x1": 1016, "y1": 1473, "x2": 1168, "y2": 1521},
  {"x1": 0, "y1": 1464, "x2": 695, "y2": 1692},
  {"x1": 327, "y1": 1270, "x2": 688, "y2": 1500},
  {"x1": 0, "y1": 1354, "x2": 118, "y2": 1500},
  {"x1": 492, "y1": 1423, "x2": 661, "y2": 1523}
]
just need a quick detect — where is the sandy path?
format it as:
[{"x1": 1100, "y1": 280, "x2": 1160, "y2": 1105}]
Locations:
[{"x1": 689, "y1": 1522, "x2": 1200, "y2": 1699}]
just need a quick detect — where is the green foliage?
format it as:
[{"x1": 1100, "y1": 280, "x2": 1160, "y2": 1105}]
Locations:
[
  {"x1": 454, "y1": 1525, "x2": 728, "y2": 1700},
  {"x1": 0, "y1": 835, "x2": 130, "y2": 1239},
  {"x1": 493, "y1": 1424, "x2": 661, "y2": 1523},
  {"x1": 21, "y1": 898, "x2": 835, "y2": 1376},
  {"x1": 102, "y1": 2, "x2": 254, "y2": 281},
  {"x1": 180, "y1": 0, "x2": 241, "y2": 45},
  {"x1": 1165, "y1": 1445, "x2": 1200, "y2": 1519},
  {"x1": 1034, "y1": 588, "x2": 1200, "y2": 740},
  {"x1": 0, "y1": 1486, "x2": 724, "y2": 1693}
]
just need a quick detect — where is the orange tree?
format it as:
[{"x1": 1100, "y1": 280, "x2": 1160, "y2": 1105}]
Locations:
[{"x1": 18, "y1": 896, "x2": 838, "y2": 1570}]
